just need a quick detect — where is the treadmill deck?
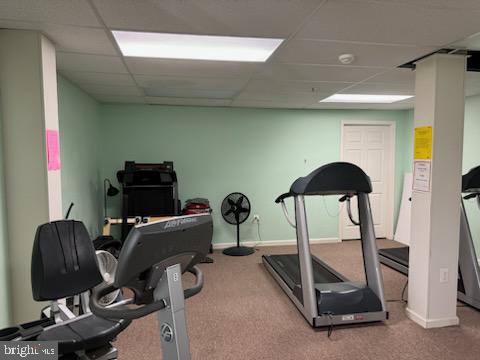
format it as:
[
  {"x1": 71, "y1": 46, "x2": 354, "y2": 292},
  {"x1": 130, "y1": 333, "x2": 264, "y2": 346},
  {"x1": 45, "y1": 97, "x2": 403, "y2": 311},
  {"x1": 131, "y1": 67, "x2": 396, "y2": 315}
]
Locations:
[
  {"x1": 263, "y1": 254, "x2": 344, "y2": 290},
  {"x1": 263, "y1": 254, "x2": 385, "y2": 322},
  {"x1": 378, "y1": 246, "x2": 409, "y2": 267}
]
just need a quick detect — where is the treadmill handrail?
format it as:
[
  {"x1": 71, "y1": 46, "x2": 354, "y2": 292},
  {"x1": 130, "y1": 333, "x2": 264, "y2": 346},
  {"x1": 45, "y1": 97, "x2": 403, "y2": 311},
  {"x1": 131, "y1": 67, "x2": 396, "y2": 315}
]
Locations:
[
  {"x1": 346, "y1": 197, "x2": 360, "y2": 226},
  {"x1": 279, "y1": 199, "x2": 296, "y2": 228},
  {"x1": 275, "y1": 192, "x2": 292, "y2": 203}
]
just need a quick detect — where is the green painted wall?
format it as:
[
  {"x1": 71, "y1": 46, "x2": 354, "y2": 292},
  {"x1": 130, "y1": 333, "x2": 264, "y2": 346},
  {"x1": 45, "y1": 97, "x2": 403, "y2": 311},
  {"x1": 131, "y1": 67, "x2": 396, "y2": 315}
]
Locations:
[
  {"x1": 99, "y1": 105, "x2": 412, "y2": 245},
  {"x1": 402, "y1": 109, "x2": 415, "y2": 172},
  {"x1": 58, "y1": 75, "x2": 102, "y2": 237}
]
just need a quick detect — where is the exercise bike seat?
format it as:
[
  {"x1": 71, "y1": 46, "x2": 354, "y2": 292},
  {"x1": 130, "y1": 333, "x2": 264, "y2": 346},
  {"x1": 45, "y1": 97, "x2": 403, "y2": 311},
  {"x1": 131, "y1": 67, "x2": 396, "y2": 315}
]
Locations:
[
  {"x1": 30, "y1": 220, "x2": 131, "y2": 354},
  {"x1": 37, "y1": 315, "x2": 130, "y2": 354}
]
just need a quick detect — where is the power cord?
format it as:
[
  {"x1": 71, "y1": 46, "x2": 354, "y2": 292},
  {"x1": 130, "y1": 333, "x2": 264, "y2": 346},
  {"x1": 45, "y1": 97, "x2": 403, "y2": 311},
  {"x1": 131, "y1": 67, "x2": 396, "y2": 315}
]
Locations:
[
  {"x1": 252, "y1": 219, "x2": 262, "y2": 249},
  {"x1": 322, "y1": 312, "x2": 334, "y2": 338},
  {"x1": 387, "y1": 280, "x2": 408, "y2": 304},
  {"x1": 322, "y1": 196, "x2": 345, "y2": 218},
  {"x1": 387, "y1": 280, "x2": 470, "y2": 308},
  {"x1": 401, "y1": 280, "x2": 408, "y2": 302}
]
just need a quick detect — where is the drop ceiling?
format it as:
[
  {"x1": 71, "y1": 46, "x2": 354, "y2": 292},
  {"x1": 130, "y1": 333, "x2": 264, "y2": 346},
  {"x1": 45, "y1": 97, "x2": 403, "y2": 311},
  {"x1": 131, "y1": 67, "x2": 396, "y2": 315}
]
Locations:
[{"x1": 1, "y1": 0, "x2": 480, "y2": 109}]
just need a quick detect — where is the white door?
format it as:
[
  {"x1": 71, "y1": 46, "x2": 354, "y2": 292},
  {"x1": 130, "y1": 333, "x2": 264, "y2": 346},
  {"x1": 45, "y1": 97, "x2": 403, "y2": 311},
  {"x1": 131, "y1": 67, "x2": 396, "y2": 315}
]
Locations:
[{"x1": 341, "y1": 124, "x2": 393, "y2": 240}]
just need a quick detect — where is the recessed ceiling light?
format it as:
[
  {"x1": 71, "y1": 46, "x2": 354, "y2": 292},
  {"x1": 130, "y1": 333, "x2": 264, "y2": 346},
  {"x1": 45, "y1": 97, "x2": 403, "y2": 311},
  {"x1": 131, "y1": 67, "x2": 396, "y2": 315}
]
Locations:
[
  {"x1": 320, "y1": 94, "x2": 413, "y2": 103},
  {"x1": 112, "y1": 30, "x2": 284, "y2": 62}
]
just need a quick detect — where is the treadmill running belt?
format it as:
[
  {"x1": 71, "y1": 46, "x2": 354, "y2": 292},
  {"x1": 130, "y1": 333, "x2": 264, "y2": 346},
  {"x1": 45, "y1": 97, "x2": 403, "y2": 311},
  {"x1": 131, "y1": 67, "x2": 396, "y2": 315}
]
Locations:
[
  {"x1": 379, "y1": 246, "x2": 409, "y2": 267},
  {"x1": 264, "y1": 254, "x2": 343, "y2": 290}
]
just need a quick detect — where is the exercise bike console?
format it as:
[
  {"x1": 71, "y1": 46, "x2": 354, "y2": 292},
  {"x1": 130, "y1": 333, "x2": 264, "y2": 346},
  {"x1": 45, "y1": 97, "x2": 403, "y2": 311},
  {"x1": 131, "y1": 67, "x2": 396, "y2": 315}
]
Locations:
[{"x1": 90, "y1": 213, "x2": 213, "y2": 360}]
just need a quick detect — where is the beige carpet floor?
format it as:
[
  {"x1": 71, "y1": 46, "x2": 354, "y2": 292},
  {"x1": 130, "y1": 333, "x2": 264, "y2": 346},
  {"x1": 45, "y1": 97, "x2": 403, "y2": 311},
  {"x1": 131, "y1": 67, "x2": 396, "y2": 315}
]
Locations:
[{"x1": 115, "y1": 239, "x2": 480, "y2": 359}]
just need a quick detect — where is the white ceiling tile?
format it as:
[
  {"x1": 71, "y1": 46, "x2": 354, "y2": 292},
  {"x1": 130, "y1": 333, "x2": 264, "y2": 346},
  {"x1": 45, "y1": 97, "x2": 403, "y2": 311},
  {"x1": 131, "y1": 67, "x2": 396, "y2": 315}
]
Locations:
[
  {"x1": 351, "y1": 0, "x2": 480, "y2": 11},
  {"x1": 235, "y1": 91, "x2": 329, "y2": 104},
  {"x1": 44, "y1": 26, "x2": 117, "y2": 56},
  {"x1": 145, "y1": 96, "x2": 232, "y2": 107},
  {"x1": 57, "y1": 52, "x2": 128, "y2": 73},
  {"x1": 125, "y1": 58, "x2": 259, "y2": 78},
  {"x1": 78, "y1": 84, "x2": 142, "y2": 96},
  {"x1": 94, "y1": 94, "x2": 146, "y2": 104},
  {"x1": 296, "y1": 0, "x2": 480, "y2": 47},
  {"x1": 364, "y1": 68, "x2": 416, "y2": 83},
  {"x1": 135, "y1": 75, "x2": 250, "y2": 99},
  {"x1": 273, "y1": 40, "x2": 436, "y2": 68},
  {"x1": 364, "y1": 69, "x2": 480, "y2": 96},
  {"x1": 252, "y1": 63, "x2": 384, "y2": 82},
  {"x1": 93, "y1": 0, "x2": 323, "y2": 37},
  {"x1": 0, "y1": 0, "x2": 100, "y2": 27},
  {"x1": 60, "y1": 71, "x2": 136, "y2": 87},
  {"x1": 134, "y1": 75, "x2": 248, "y2": 91},
  {"x1": 231, "y1": 99, "x2": 308, "y2": 109},
  {"x1": 0, "y1": 20, "x2": 118, "y2": 55},
  {"x1": 244, "y1": 79, "x2": 352, "y2": 94},
  {"x1": 5, "y1": 20, "x2": 117, "y2": 55},
  {"x1": 339, "y1": 82, "x2": 415, "y2": 95},
  {"x1": 144, "y1": 88, "x2": 237, "y2": 99}
]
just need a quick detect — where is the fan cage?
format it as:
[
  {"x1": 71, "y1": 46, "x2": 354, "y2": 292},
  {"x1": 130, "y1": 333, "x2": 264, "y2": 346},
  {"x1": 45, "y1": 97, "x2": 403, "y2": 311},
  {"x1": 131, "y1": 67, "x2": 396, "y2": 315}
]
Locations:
[{"x1": 221, "y1": 192, "x2": 251, "y2": 225}]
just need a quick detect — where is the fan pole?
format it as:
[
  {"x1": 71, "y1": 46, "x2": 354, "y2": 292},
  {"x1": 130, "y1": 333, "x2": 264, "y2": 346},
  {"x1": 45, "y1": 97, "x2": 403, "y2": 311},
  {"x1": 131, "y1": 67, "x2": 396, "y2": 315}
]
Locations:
[{"x1": 237, "y1": 223, "x2": 240, "y2": 248}]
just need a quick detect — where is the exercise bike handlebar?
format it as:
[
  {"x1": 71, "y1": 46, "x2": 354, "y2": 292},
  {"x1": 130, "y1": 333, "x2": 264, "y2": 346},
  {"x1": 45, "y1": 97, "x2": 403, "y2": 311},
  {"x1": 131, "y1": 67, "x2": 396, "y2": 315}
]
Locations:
[{"x1": 89, "y1": 265, "x2": 203, "y2": 321}]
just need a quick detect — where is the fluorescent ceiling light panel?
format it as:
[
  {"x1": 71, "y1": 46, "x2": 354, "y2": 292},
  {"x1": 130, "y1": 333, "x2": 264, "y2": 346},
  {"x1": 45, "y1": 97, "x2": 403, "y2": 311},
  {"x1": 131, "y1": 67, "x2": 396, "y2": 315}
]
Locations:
[
  {"x1": 320, "y1": 94, "x2": 413, "y2": 103},
  {"x1": 112, "y1": 31, "x2": 283, "y2": 62}
]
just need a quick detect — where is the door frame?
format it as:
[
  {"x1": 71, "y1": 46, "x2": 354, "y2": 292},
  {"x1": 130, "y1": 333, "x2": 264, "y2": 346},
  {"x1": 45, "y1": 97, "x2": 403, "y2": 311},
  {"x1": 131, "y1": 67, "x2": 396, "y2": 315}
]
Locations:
[{"x1": 339, "y1": 120, "x2": 396, "y2": 240}]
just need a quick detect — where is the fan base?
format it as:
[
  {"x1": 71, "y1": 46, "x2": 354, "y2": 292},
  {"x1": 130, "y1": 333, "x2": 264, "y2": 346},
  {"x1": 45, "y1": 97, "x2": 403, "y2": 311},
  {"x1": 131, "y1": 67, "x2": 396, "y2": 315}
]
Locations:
[{"x1": 222, "y1": 246, "x2": 255, "y2": 256}]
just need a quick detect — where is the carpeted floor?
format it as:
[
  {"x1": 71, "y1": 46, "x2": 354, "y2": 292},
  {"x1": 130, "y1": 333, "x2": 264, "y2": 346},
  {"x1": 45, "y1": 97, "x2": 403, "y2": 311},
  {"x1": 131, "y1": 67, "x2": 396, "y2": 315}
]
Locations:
[{"x1": 115, "y1": 239, "x2": 480, "y2": 359}]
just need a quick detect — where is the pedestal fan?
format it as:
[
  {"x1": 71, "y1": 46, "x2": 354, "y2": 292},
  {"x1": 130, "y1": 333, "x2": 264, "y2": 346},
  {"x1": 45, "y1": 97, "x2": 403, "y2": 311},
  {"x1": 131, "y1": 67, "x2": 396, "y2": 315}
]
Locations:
[{"x1": 221, "y1": 192, "x2": 254, "y2": 256}]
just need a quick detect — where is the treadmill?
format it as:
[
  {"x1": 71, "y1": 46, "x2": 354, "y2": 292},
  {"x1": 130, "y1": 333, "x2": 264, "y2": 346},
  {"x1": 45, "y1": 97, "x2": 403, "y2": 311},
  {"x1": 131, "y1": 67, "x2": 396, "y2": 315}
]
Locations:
[
  {"x1": 378, "y1": 165, "x2": 480, "y2": 310},
  {"x1": 263, "y1": 162, "x2": 388, "y2": 328}
]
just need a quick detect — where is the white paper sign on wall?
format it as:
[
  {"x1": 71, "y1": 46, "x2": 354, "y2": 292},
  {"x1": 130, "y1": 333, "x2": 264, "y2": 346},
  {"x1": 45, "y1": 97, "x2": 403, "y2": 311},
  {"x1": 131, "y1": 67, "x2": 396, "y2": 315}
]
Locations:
[{"x1": 413, "y1": 160, "x2": 431, "y2": 192}]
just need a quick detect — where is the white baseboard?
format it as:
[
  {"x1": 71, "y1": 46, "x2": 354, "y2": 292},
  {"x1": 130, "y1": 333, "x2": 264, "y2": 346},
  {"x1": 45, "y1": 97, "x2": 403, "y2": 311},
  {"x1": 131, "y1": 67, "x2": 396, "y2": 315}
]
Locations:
[
  {"x1": 212, "y1": 237, "x2": 340, "y2": 250},
  {"x1": 406, "y1": 307, "x2": 459, "y2": 328}
]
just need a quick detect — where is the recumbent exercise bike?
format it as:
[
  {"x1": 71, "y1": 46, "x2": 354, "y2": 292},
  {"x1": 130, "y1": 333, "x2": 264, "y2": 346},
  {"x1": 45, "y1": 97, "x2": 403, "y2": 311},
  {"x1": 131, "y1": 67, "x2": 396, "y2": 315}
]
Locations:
[{"x1": 0, "y1": 213, "x2": 213, "y2": 360}]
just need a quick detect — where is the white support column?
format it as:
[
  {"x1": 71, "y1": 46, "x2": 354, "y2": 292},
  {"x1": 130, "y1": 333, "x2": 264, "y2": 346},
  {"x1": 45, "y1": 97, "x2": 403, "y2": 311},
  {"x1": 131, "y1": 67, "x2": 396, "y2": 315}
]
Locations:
[
  {"x1": 406, "y1": 54, "x2": 466, "y2": 328},
  {"x1": 0, "y1": 30, "x2": 63, "y2": 323}
]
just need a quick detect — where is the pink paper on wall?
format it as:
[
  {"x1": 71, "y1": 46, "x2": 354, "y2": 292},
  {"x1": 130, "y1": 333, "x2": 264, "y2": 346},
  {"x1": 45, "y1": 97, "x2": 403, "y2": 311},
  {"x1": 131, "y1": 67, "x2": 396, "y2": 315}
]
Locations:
[{"x1": 46, "y1": 129, "x2": 61, "y2": 171}]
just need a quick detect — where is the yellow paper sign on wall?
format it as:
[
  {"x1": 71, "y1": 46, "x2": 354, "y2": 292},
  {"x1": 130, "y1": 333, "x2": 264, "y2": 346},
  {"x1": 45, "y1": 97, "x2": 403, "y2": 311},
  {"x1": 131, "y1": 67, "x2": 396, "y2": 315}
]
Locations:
[{"x1": 414, "y1": 126, "x2": 433, "y2": 160}]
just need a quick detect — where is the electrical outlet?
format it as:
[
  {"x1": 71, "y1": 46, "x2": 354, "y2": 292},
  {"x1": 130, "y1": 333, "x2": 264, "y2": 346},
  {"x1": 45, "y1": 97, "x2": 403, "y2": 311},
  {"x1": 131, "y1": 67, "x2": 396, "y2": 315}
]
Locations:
[
  {"x1": 440, "y1": 268, "x2": 449, "y2": 283},
  {"x1": 253, "y1": 214, "x2": 260, "y2": 222}
]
